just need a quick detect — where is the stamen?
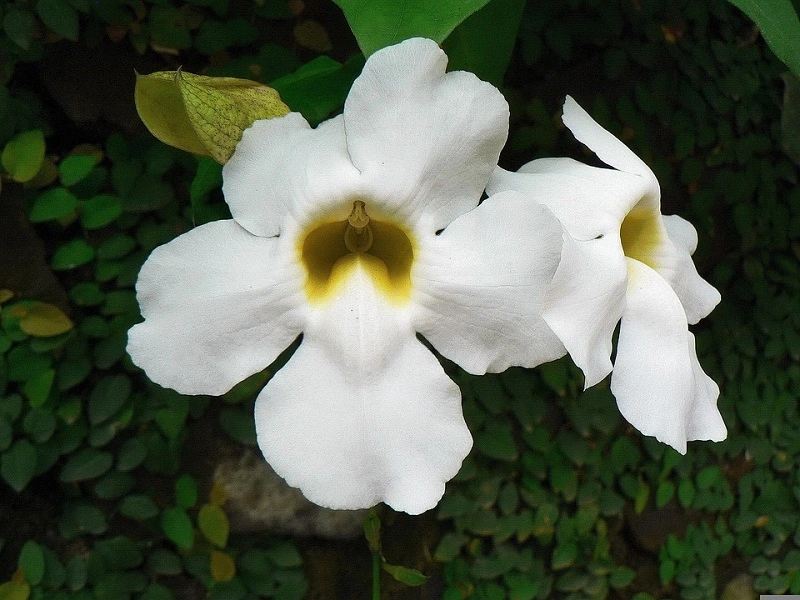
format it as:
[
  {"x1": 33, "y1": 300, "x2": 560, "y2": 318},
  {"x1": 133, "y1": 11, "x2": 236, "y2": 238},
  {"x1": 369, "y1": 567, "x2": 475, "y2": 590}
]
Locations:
[{"x1": 345, "y1": 201, "x2": 373, "y2": 252}]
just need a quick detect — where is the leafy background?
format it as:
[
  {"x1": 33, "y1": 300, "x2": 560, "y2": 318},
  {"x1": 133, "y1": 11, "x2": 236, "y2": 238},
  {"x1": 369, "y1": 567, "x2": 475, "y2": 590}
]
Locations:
[{"x1": 1, "y1": 0, "x2": 800, "y2": 599}]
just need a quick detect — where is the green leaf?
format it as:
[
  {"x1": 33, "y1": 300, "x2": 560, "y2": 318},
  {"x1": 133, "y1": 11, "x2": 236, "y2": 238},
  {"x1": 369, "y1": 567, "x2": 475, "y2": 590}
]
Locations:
[
  {"x1": 22, "y1": 409, "x2": 56, "y2": 444},
  {"x1": 36, "y1": 0, "x2": 79, "y2": 41},
  {"x1": 18, "y1": 541, "x2": 45, "y2": 585},
  {"x1": 147, "y1": 549, "x2": 182, "y2": 575},
  {"x1": 141, "y1": 584, "x2": 174, "y2": 600},
  {"x1": 119, "y1": 494, "x2": 159, "y2": 521},
  {"x1": 0, "y1": 579, "x2": 30, "y2": 600},
  {"x1": 155, "y1": 404, "x2": 188, "y2": 440},
  {"x1": 190, "y1": 157, "x2": 223, "y2": 206},
  {"x1": 332, "y1": 0, "x2": 492, "y2": 56},
  {"x1": 59, "y1": 447, "x2": 113, "y2": 482},
  {"x1": 198, "y1": 504, "x2": 230, "y2": 548},
  {"x1": 56, "y1": 357, "x2": 91, "y2": 392},
  {"x1": 80, "y1": 195, "x2": 123, "y2": 229},
  {"x1": 609, "y1": 566, "x2": 636, "y2": 589},
  {"x1": 22, "y1": 368, "x2": 55, "y2": 407},
  {"x1": 65, "y1": 555, "x2": 87, "y2": 591},
  {"x1": 88, "y1": 374, "x2": 131, "y2": 425},
  {"x1": 727, "y1": 0, "x2": 800, "y2": 75},
  {"x1": 2, "y1": 130, "x2": 45, "y2": 183},
  {"x1": 6, "y1": 345, "x2": 51, "y2": 382},
  {"x1": 3, "y1": 9, "x2": 36, "y2": 50},
  {"x1": 655, "y1": 480, "x2": 675, "y2": 508},
  {"x1": 1, "y1": 439, "x2": 37, "y2": 492},
  {"x1": 59, "y1": 502, "x2": 108, "y2": 538},
  {"x1": 18, "y1": 303, "x2": 73, "y2": 337},
  {"x1": 94, "y1": 471, "x2": 134, "y2": 499},
  {"x1": 195, "y1": 18, "x2": 259, "y2": 55},
  {"x1": 474, "y1": 422, "x2": 518, "y2": 461},
  {"x1": 175, "y1": 473, "x2": 198, "y2": 509},
  {"x1": 210, "y1": 549, "x2": 236, "y2": 582},
  {"x1": 58, "y1": 154, "x2": 97, "y2": 186},
  {"x1": 117, "y1": 172, "x2": 173, "y2": 213},
  {"x1": 29, "y1": 188, "x2": 79, "y2": 222},
  {"x1": 677, "y1": 479, "x2": 695, "y2": 508},
  {"x1": 69, "y1": 282, "x2": 105, "y2": 307},
  {"x1": 551, "y1": 541, "x2": 578, "y2": 570},
  {"x1": 265, "y1": 542, "x2": 303, "y2": 568},
  {"x1": 95, "y1": 537, "x2": 143, "y2": 570},
  {"x1": 40, "y1": 546, "x2": 66, "y2": 589},
  {"x1": 51, "y1": 240, "x2": 95, "y2": 270},
  {"x1": 218, "y1": 407, "x2": 256, "y2": 445},
  {"x1": 135, "y1": 70, "x2": 290, "y2": 163},
  {"x1": 161, "y1": 507, "x2": 195, "y2": 550},
  {"x1": 116, "y1": 437, "x2": 147, "y2": 472},
  {"x1": 0, "y1": 418, "x2": 12, "y2": 451},
  {"x1": 442, "y1": 0, "x2": 527, "y2": 85},
  {"x1": 382, "y1": 563, "x2": 429, "y2": 586},
  {"x1": 148, "y1": 5, "x2": 192, "y2": 50},
  {"x1": 272, "y1": 55, "x2": 364, "y2": 124},
  {"x1": 434, "y1": 532, "x2": 467, "y2": 562}
]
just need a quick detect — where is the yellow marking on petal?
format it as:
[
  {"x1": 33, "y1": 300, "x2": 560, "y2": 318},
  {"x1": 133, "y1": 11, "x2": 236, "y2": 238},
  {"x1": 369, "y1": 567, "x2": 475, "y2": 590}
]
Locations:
[
  {"x1": 620, "y1": 209, "x2": 663, "y2": 270},
  {"x1": 300, "y1": 202, "x2": 414, "y2": 305}
]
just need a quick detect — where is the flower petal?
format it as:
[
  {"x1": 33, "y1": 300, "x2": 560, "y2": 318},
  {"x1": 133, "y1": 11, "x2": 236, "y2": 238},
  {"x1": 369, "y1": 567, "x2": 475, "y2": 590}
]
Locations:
[
  {"x1": 255, "y1": 260, "x2": 471, "y2": 514},
  {"x1": 127, "y1": 220, "x2": 307, "y2": 396},
  {"x1": 610, "y1": 258, "x2": 725, "y2": 453},
  {"x1": 562, "y1": 95, "x2": 656, "y2": 183},
  {"x1": 344, "y1": 38, "x2": 509, "y2": 231},
  {"x1": 413, "y1": 191, "x2": 565, "y2": 374},
  {"x1": 223, "y1": 113, "x2": 361, "y2": 237},
  {"x1": 542, "y1": 232, "x2": 627, "y2": 388},
  {"x1": 686, "y1": 331, "x2": 727, "y2": 442},
  {"x1": 661, "y1": 214, "x2": 721, "y2": 323},
  {"x1": 488, "y1": 161, "x2": 650, "y2": 240}
]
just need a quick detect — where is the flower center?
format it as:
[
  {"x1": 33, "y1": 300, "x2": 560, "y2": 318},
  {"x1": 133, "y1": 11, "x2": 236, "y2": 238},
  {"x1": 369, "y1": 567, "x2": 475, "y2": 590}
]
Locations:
[
  {"x1": 300, "y1": 201, "x2": 415, "y2": 305},
  {"x1": 619, "y1": 207, "x2": 663, "y2": 270}
]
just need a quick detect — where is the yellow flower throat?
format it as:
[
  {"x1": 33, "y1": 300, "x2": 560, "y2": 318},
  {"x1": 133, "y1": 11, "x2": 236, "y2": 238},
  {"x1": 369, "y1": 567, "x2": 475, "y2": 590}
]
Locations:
[
  {"x1": 619, "y1": 207, "x2": 663, "y2": 270},
  {"x1": 300, "y1": 201, "x2": 415, "y2": 305}
]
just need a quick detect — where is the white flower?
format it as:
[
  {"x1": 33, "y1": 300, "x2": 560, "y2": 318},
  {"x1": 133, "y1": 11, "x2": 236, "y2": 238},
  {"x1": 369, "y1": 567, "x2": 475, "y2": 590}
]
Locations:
[
  {"x1": 127, "y1": 38, "x2": 566, "y2": 514},
  {"x1": 488, "y1": 96, "x2": 727, "y2": 453}
]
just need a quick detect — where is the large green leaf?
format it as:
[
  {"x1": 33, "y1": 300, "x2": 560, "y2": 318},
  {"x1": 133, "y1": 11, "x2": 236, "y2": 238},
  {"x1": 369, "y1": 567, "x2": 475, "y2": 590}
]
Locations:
[
  {"x1": 332, "y1": 0, "x2": 492, "y2": 56},
  {"x1": 727, "y1": 0, "x2": 800, "y2": 75},
  {"x1": 443, "y1": 0, "x2": 527, "y2": 86}
]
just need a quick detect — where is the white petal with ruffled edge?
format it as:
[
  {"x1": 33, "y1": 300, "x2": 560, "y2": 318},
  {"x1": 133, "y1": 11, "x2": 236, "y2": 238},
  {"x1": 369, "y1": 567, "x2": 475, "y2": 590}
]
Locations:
[
  {"x1": 223, "y1": 114, "x2": 361, "y2": 237},
  {"x1": 488, "y1": 161, "x2": 650, "y2": 241},
  {"x1": 610, "y1": 258, "x2": 725, "y2": 453},
  {"x1": 660, "y1": 215, "x2": 721, "y2": 324},
  {"x1": 685, "y1": 332, "x2": 727, "y2": 441},
  {"x1": 541, "y1": 232, "x2": 628, "y2": 388},
  {"x1": 127, "y1": 220, "x2": 307, "y2": 396},
  {"x1": 255, "y1": 259, "x2": 472, "y2": 514},
  {"x1": 412, "y1": 191, "x2": 564, "y2": 375},
  {"x1": 344, "y1": 38, "x2": 509, "y2": 232},
  {"x1": 562, "y1": 96, "x2": 658, "y2": 185}
]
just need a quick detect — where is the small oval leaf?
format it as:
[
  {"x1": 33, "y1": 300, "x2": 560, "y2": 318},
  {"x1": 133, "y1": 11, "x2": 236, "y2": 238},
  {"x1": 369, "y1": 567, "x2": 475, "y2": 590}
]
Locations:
[
  {"x1": 161, "y1": 507, "x2": 195, "y2": 550},
  {"x1": 210, "y1": 550, "x2": 236, "y2": 582},
  {"x1": 19, "y1": 303, "x2": 73, "y2": 337},
  {"x1": 198, "y1": 503, "x2": 229, "y2": 548},
  {"x1": 2, "y1": 130, "x2": 45, "y2": 183}
]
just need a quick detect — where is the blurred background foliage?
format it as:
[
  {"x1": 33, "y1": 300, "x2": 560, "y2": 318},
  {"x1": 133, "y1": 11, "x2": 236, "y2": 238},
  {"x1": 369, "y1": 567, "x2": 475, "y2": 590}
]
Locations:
[{"x1": 1, "y1": 0, "x2": 800, "y2": 599}]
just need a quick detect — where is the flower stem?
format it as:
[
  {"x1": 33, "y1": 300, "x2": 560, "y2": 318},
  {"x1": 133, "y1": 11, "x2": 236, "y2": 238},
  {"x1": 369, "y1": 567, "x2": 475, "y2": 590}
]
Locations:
[{"x1": 372, "y1": 549, "x2": 381, "y2": 600}]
